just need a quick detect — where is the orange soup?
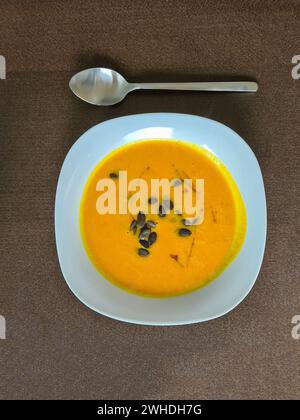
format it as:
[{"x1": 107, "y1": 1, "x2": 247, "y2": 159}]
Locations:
[{"x1": 80, "y1": 139, "x2": 246, "y2": 297}]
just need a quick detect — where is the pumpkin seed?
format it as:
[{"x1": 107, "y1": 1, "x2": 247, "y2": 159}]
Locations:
[
  {"x1": 158, "y1": 205, "x2": 166, "y2": 217},
  {"x1": 171, "y1": 178, "x2": 182, "y2": 187},
  {"x1": 130, "y1": 219, "x2": 137, "y2": 234},
  {"x1": 139, "y1": 239, "x2": 149, "y2": 248},
  {"x1": 178, "y1": 228, "x2": 192, "y2": 237},
  {"x1": 162, "y1": 199, "x2": 174, "y2": 211},
  {"x1": 146, "y1": 220, "x2": 157, "y2": 228},
  {"x1": 182, "y1": 217, "x2": 199, "y2": 226},
  {"x1": 148, "y1": 231, "x2": 157, "y2": 246},
  {"x1": 137, "y1": 248, "x2": 149, "y2": 257},
  {"x1": 148, "y1": 197, "x2": 158, "y2": 204},
  {"x1": 139, "y1": 228, "x2": 151, "y2": 240},
  {"x1": 109, "y1": 172, "x2": 118, "y2": 179},
  {"x1": 137, "y1": 211, "x2": 146, "y2": 227}
]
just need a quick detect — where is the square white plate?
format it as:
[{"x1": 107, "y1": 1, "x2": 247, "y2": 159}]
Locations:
[{"x1": 55, "y1": 113, "x2": 267, "y2": 325}]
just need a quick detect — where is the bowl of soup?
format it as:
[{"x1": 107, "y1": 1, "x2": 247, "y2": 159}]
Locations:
[{"x1": 55, "y1": 113, "x2": 266, "y2": 325}]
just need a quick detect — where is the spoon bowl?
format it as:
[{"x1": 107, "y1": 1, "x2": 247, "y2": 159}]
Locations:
[{"x1": 69, "y1": 68, "x2": 130, "y2": 106}]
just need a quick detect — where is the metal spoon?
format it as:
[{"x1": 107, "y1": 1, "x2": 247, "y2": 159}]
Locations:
[{"x1": 69, "y1": 67, "x2": 258, "y2": 106}]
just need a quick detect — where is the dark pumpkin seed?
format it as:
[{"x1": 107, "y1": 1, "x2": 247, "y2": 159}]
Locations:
[
  {"x1": 178, "y1": 228, "x2": 192, "y2": 237},
  {"x1": 146, "y1": 220, "x2": 157, "y2": 228},
  {"x1": 148, "y1": 231, "x2": 157, "y2": 246},
  {"x1": 109, "y1": 172, "x2": 118, "y2": 179},
  {"x1": 163, "y1": 199, "x2": 174, "y2": 211},
  {"x1": 139, "y1": 239, "x2": 149, "y2": 248},
  {"x1": 130, "y1": 219, "x2": 137, "y2": 234},
  {"x1": 158, "y1": 205, "x2": 166, "y2": 217},
  {"x1": 148, "y1": 197, "x2": 158, "y2": 205},
  {"x1": 136, "y1": 211, "x2": 146, "y2": 227},
  {"x1": 137, "y1": 248, "x2": 149, "y2": 257},
  {"x1": 182, "y1": 217, "x2": 199, "y2": 226},
  {"x1": 139, "y1": 228, "x2": 151, "y2": 240},
  {"x1": 171, "y1": 178, "x2": 182, "y2": 187}
]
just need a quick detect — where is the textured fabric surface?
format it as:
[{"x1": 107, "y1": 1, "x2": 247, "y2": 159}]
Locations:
[{"x1": 0, "y1": 0, "x2": 299, "y2": 399}]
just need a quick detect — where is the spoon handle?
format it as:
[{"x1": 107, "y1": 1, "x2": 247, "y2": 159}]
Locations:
[{"x1": 131, "y1": 81, "x2": 258, "y2": 92}]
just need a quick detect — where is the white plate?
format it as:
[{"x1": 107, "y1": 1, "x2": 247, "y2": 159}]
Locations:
[{"x1": 55, "y1": 113, "x2": 267, "y2": 325}]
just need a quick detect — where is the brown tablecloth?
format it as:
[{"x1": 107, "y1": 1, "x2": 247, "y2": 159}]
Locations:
[{"x1": 0, "y1": 0, "x2": 300, "y2": 400}]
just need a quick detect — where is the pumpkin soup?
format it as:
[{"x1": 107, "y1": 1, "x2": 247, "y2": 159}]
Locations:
[{"x1": 80, "y1": 139, "x2": 246, "y2": 297}]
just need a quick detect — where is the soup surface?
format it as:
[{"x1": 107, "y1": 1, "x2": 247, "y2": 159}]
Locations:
[{"x1": 80, "y1": 139, "x2": 246, "y2": 297}]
